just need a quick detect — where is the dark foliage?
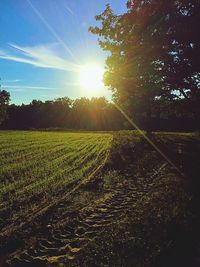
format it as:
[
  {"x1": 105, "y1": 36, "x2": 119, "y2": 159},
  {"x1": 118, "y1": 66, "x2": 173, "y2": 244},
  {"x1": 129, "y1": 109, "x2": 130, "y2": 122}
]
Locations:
[
  {"x1": 1, "y1": 97, "x2": 125, "y2": 131},
  {"x1": 0, "y1": 90, "x2": 10, "y2": 125},
  {"x1": 0, "y1": 95, "x2": 198, "y2": 131},
  {"x1": 89, "y1": 0, "x2": 200, "y2": 130}
]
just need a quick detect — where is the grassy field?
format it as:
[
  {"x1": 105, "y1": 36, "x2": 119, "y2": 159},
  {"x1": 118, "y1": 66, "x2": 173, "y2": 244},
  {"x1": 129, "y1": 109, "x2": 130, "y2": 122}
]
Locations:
[
  {"x1": 1, "y1": 130, "x2": 200, "y2": 267},
  {"x1": 0, "y1": 131, "x2": 112, "y2": 233}
]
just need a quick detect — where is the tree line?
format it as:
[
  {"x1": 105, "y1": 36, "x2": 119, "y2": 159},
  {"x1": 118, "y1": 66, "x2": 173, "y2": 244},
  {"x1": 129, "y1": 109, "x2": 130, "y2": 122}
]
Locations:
[
  {"x1": 0, "y1": 93, "x2": 198, "y2": 131},
  {"x1": 0, "y1": 97, "x2": 125, "y2": 130}
]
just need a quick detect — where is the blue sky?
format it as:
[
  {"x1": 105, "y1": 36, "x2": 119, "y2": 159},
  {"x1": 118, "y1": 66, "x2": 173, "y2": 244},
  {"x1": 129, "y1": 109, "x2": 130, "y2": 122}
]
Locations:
[{"x1": 0, "y1": 0, "x2": 127, "y2": 104}]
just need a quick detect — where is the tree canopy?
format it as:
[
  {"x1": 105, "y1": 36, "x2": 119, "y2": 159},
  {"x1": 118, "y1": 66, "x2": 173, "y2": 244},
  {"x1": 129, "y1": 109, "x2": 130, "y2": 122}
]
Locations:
[{"x1": 89, "y1": 0, "x2": 200, "y2": 127}]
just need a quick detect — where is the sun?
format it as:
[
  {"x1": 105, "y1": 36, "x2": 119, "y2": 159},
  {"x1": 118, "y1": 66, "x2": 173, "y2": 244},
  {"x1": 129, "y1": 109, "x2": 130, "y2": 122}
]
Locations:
[{"x1": 79, "y1": 63, "x2": 104, "y2": 96}]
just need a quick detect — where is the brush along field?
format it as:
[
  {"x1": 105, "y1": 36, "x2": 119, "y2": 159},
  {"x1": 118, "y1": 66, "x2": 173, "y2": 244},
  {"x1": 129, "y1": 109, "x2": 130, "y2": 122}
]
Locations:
[{"x1": 1, "y1": 131, "x2": 200, "y2": 267}]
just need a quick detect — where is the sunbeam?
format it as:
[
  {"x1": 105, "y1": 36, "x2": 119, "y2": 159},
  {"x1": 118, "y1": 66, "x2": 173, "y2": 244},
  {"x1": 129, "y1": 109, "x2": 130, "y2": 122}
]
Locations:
[{"x1": 114, "y1": 102, "x2": 185, "y2": 178}]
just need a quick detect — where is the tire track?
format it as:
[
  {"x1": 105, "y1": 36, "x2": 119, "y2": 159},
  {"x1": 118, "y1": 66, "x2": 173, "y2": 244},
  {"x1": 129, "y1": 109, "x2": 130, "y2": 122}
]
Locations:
[{"x1": 5, "y1": 163, "x2": 167, "y2": 267}]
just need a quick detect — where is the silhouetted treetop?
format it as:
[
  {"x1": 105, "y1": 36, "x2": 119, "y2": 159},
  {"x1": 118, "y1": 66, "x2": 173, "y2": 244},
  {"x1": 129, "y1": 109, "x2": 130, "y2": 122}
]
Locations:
[{"x1": 89, "y1": 0, "x2": 200, "y2": 129}]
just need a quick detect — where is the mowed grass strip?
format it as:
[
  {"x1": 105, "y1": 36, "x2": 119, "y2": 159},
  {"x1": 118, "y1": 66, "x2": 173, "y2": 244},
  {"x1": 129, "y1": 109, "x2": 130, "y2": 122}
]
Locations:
[{"x1": 0, "y1": 131, "x2": 112, "y2": 229}]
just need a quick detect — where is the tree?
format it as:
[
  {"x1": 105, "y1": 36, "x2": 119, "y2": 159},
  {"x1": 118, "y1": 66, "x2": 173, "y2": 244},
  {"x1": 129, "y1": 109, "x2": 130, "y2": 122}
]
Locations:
[
  {"x1": 89, "y1": 0, "x2": 200, "y2": 129},
  {"x1": 70, "y1": 98, "x2": 91, "y2": 129},
  {"x1": 156, "y1": 0, "x2": 200, "y2": 125},
  {"x1": 53, "y1": 97, "x2": 72, "y2": 128},
  {"x1": 0, "y1": 89, "x2": 10, "y2": 125},
  {"x1": 89, "y1": 3, "x2": 166, "y2": 129}
]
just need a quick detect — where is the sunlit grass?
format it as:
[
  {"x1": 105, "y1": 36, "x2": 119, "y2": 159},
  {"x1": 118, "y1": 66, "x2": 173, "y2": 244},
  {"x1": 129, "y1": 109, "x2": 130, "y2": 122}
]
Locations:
[{"x1": 0, "y1": 131, "x2": 112, "y2": 230}]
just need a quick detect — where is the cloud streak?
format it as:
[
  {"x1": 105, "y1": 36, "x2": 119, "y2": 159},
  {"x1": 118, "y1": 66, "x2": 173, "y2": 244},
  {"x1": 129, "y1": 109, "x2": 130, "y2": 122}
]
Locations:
[
  {"x1": 0, "y1": 43, "x2": 80, "y2": 72},
  {"x1": 2, "y1": 85, "x2": 59, "y2": 90},
  {"x1": 2, "y1": 79, "x2": 22, "y2": 83}
]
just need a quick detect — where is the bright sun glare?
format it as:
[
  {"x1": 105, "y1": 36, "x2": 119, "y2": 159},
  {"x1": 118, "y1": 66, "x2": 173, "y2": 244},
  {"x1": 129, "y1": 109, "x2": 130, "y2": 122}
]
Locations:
[{"x1": 79, "y1": 63, "x2": 104, "y2": 96}]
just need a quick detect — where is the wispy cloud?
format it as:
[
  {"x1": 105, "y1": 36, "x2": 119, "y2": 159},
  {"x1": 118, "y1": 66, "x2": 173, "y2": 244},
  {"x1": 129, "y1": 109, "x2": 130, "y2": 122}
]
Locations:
[
  {"x1": 2, "y1": 85, "x2": 60, "y2": 92},
  {"x1": 2, "y1": 79, "x2": 22, "y2": 83},
  {"x1": 0, "y1": 43, "x2": 80, "y2": 72},
  {"x1": 5, "y1": 88, "x2": 25, "y2": 92}
]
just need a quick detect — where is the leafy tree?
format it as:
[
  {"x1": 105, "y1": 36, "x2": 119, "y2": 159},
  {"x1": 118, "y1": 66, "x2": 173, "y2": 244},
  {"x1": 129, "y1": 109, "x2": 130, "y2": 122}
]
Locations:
[
  {"x1": 0, "y1": 89, "x2": 10, "y2": 125},
  {"x1": 89, "y1": 3, "x2": 165, "y2": 128},
  {"x1": 89, "y1": 0, "x2": 200, "y2": 128},
  {"x1": 70, "y1": 98, "x2": 91, "y2": 129}
]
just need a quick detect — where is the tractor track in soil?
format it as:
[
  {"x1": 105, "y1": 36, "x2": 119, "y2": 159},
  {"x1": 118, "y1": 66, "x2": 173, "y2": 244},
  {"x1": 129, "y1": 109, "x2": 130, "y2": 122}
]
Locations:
[{"x1": 4, "y1": 163, "x2": 167, "y2": 267}]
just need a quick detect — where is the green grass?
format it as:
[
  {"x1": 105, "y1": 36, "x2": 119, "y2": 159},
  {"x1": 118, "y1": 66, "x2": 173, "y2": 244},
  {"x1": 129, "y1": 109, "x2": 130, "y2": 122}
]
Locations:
[
  {"x1": 1, "y1": 130, "x2": 200, "y2": 266},
  {"x1": 0, "y1": 131, "x2": 112, "y2": 230}
]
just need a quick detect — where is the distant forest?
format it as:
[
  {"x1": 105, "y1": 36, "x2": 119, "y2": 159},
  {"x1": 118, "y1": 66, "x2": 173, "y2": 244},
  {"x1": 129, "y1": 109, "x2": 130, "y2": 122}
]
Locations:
[{"x1": 0, "y1": 96, "x2": 198, "y2": 131}]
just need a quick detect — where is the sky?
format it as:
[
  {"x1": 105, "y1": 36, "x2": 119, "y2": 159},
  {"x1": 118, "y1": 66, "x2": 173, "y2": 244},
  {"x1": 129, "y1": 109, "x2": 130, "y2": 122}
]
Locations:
[{"x1": 0, "y1": 0, "x2": 127, "y2": 105}]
